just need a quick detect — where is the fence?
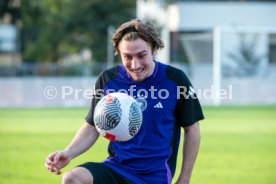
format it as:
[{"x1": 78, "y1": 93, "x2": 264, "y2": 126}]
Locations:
[{"x1": 1, "y1": 64, "x2": 276, "y2": 107}]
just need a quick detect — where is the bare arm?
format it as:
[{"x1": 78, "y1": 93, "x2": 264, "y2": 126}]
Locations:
[
  {"x1": 176, "y1": 122, "x2": 200, "y2": 184},
  {"x1": 65, "y1": 122, "x2": 99, "y2": 159},
  {"x1": 45, "y1": 122, "x2": 99, "y2": 175}
]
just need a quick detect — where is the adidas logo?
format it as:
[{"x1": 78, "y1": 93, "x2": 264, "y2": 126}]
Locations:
[{"x1": 154, "y1": 102, "x2": 163, "y2": 108}]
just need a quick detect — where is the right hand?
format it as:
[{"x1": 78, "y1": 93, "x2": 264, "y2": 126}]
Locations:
[{"x1": 45, "y1": 150, "x2": 71, "y2": 175}]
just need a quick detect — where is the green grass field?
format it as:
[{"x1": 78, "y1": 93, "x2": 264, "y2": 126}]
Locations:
[{"x1": 0, "y1": 106, "x2": 275, "y2": 184}]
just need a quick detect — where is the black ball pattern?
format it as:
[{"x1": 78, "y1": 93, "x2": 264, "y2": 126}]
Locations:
[
  {"x1": 94, "y1": 97, "x2": 122, "y2": 130},
  {"x1": 129, "y1": 102, "x2": 142, "y2": 136}
]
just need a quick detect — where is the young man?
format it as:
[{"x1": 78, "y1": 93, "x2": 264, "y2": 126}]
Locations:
[{"x1": 45, "y1": 19, "x2": 204, "y2": 184}]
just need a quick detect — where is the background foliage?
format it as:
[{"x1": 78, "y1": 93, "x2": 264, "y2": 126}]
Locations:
[{"x1": 0, "y1": 0, "x2": 136, "y2": 63}]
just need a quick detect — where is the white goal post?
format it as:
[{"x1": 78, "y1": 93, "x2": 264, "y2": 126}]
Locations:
[{"x1": 213, "y1": 26, "x2": 276, "y2": 106}]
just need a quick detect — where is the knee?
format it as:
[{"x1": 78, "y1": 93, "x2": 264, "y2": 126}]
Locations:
[
  {"x1": 62, "y1": 168, "x2": 93, "y2": 184},
  {"x1": 62, "y1": 170, "x2": 78, "y2": 184}
]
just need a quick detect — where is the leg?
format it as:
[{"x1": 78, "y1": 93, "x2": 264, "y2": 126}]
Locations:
[{"x1": 62, "y1": 167, "x2": 93, "y2": 184}]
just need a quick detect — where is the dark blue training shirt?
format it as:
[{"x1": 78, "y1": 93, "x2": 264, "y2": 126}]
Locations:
[{"x1": 86, "y1": 61, "x2": 204, "y2": 184}]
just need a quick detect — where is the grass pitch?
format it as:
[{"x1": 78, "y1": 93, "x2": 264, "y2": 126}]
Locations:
[{"x1": 0, "y1": 106, "x2": 275, "y2": 184}]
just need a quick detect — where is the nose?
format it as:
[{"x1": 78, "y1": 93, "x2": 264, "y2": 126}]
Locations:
[{"x1": 131, "y1": 59, "x2": 141, "y2": 69}]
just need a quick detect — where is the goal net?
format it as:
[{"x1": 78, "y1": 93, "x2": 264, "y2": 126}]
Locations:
[{"x1": 174, "y1": 26, "x2": 276, "y2": 105}]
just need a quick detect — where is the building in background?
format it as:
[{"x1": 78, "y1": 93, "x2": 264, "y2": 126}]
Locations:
[
  {"x1": 137, "y1": 0, "x2": 276, "y2": 69},
  {"x1": 0, "y1": 0, "x2": 21, "y2": 66},
  {"x1": 0, "y1": 20, "x2": 21, "y2": 66},
  {"x1": 137, "y1": 0, "x2": 276, "y2": 105}
]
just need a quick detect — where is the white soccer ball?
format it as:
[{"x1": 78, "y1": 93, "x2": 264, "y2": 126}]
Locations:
[{"x1": 93, "y1": 92, "x2": 143, "y2": 142}]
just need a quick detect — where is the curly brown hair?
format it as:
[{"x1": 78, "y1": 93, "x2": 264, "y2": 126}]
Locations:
[{"x1": 112, "y1": 19, "x2": 164, "y2": 55}]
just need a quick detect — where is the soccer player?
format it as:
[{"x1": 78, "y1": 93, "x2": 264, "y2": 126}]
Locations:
[{"x1": 45, "y1": 19, "x2": 204, "y2": 184}]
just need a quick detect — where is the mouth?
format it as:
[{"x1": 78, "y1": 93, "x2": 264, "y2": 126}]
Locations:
[{"x1": 130, "y1": 68, "x2": 144, "y2": 74}]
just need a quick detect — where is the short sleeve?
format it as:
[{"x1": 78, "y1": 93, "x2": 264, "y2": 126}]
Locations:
[
  {"x1": 166, "y1": 65, "x2": 204, "y2": 127},
  {"x1": 85, "y1": 66, "x2": 119, "y2": 126},
  {"x1": 85, "y1": 74, "x2": 105, "y2": 126},
  {"x1": 175, "y1": 71, "x2": 204, "y2": 127}
]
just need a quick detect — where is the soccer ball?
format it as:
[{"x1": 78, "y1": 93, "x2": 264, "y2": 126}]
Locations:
[{"x1": 93, "y1": 92, "x2": 143, "y2": 142}]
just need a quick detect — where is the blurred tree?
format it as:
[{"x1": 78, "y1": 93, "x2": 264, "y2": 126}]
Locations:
[
  {"x1": 21, "y1": 0, "x2": 136, "y2": 63},
  {"x1": 0, "y1": 0, "x2": 20, "y2": 24}
]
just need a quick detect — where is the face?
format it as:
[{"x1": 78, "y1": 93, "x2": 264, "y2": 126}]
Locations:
[{"x1": 118, "y1": 38, "x2": 155, "y2": 82}]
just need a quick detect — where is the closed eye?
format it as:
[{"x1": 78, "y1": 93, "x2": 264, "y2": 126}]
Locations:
[
  {"x1": 124, "y1": 55, "x2": 132, "y2": 60},
  {"x1": 138, "y1": 54, "x2": 146, "y2": 59}
]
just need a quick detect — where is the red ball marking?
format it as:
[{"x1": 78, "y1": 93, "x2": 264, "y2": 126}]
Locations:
[
  {"x1": 105, "y1": 95, "x2": 113, "y2": 103},
  {"x1": 104, "y1": 133, "x2": 116, "y2": 141}
]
